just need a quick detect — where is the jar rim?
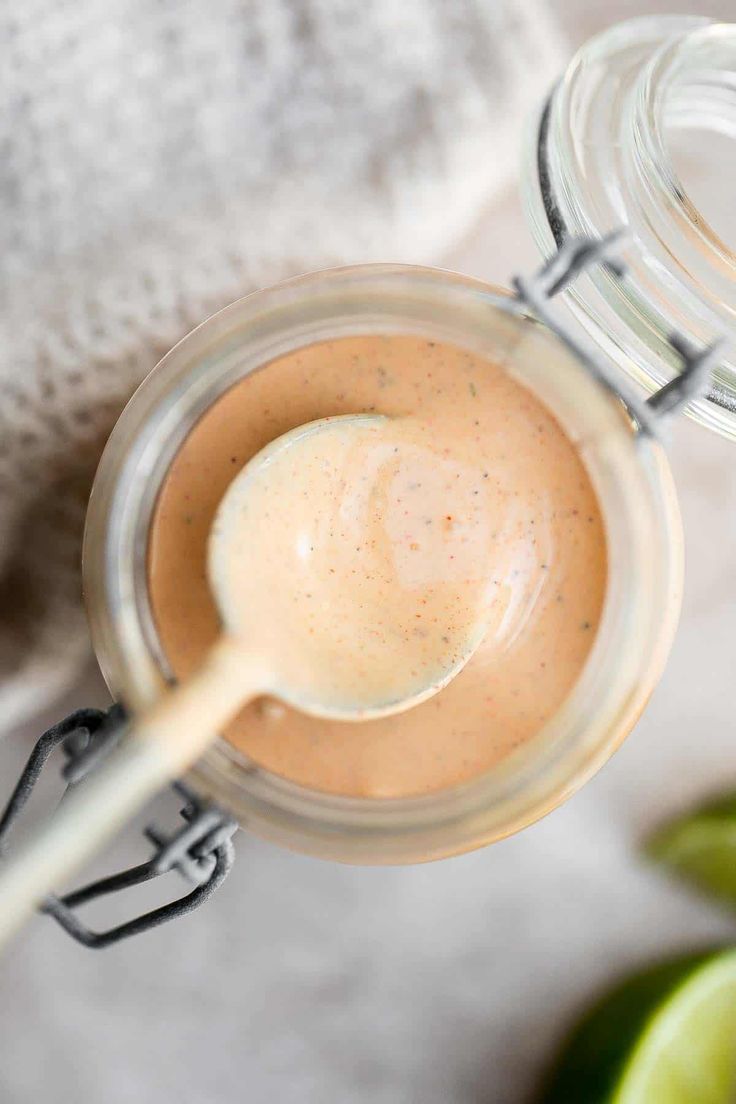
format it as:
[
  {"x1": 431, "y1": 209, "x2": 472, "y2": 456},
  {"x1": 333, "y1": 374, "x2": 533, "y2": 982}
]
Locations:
[{"x1": 83, "y1": 263, "x2": 682, "y2": 863}]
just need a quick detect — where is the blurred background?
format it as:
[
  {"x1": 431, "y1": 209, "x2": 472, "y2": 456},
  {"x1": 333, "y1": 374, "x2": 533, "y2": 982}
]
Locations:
[{"x1": 1, "y1": 1, "x2": 735, "y2": 1101}]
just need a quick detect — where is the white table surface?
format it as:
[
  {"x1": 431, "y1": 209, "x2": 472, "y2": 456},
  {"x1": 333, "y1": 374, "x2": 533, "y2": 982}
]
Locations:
[{"x1": 3, "y1": 4, "x2": 736, "y2": 1101}]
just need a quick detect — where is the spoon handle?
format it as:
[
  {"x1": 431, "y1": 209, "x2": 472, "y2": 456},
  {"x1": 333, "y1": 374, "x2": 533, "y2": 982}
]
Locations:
[{"x1": 0, "y1": 636, "x2": 265, "y2": 948}]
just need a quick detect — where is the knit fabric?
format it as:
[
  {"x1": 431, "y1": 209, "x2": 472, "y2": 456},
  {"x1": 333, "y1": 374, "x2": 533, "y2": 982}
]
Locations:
[{"x1": 0, "y1": 0, "x2": 564, "y2": 732}]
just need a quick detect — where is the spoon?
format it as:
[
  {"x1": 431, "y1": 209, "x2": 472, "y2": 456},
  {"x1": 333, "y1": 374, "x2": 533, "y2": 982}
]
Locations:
[{"x1": 0, "y1": 414, "x2": 491, "y2": 944}]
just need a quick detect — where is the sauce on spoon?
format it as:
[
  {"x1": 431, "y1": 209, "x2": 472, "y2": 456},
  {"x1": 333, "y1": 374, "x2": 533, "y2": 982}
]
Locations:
[{"x1": 211, "y1": 412, "x2": 525, "y2": 717}]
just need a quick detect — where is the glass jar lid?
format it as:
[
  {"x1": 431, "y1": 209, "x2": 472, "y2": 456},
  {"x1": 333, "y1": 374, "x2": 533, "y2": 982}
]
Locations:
[{"x1": 524, "y1": 15, "x2": 736, "y2": 439}]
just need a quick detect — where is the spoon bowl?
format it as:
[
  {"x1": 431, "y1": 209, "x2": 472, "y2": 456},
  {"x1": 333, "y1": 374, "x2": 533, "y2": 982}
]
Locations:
[{"x1": 208, "y1": 413, "x2": 491, "y2": 720}]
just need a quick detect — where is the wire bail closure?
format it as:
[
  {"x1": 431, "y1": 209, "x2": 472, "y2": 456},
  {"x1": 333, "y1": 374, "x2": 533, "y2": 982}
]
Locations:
[
  {"x1": 0, "y1": 707, "x2": 238, "y2": 948},
  {"x1": 511, "y1": 232, "x2": 722, "y2": 436}
]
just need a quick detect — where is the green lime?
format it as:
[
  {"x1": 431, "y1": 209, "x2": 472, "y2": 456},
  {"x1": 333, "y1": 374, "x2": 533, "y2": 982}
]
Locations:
[
  {"x1": 646, "y1": 794, "x2": 736, "y2": 909},
  {"x1": 538, "y1": 950, "x2": 736, "y2": 1103}
]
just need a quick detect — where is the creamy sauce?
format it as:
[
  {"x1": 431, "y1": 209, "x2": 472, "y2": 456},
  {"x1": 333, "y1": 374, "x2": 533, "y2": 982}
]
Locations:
[{"x1": 148, "y1": 335, "x2": 607, "y2": 797}]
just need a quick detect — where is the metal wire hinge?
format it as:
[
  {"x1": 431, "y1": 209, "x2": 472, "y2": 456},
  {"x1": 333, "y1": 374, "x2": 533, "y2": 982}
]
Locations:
[
  {"x1": 511, "y1": 232, "x2": 723, "y2": 435},
  {"x1": 0, "y1": 706, "x2": 238, "y2": 948}
]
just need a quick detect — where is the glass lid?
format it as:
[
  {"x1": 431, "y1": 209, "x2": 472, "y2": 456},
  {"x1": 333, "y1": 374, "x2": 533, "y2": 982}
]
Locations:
[{"x1": 524, "y1": 16, "x2": 736, "y2": 440}]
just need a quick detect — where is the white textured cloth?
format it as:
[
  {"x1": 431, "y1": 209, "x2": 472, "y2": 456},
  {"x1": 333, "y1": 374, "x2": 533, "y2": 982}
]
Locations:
[{"x1": 0, "y1": 0, "x2": 564, "y2": 731}]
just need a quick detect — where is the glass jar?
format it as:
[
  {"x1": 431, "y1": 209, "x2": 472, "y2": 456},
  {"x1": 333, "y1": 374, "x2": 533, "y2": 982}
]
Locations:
[
  {"x1": 83, "y1": 264, "x2": 681, "y2": 864},
  {"x1": 523, "y1": 15, "x2": 736, "y2": 439}
]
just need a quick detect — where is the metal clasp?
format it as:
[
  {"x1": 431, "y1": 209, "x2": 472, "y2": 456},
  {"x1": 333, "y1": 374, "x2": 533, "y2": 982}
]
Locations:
[
  {"x1": 511, "y1": 232, "x2": 722, "y2": 434},
  {"x1": 0, "y1": 707, "x2": 237, "y2": 948}
]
